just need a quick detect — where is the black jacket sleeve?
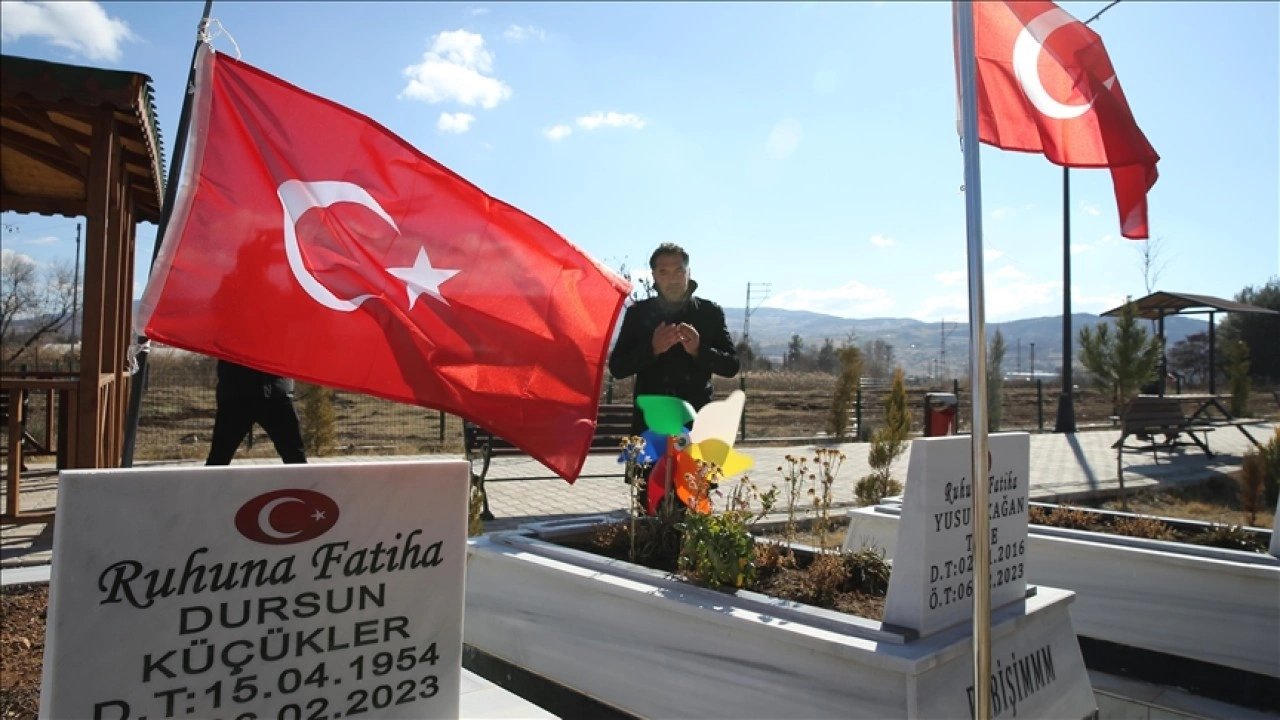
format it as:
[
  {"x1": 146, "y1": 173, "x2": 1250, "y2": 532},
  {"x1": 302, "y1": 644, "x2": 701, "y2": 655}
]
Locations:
[
  {"x1": 695, "y1": 303, "x2": 740, "y2": 378},
  {"x1": 607, "y1": 303, "x2": 654, "y2": 380}
]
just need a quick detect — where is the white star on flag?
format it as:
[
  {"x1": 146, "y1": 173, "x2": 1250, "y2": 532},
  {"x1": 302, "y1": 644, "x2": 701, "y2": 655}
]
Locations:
[{"x1": 388, "y1": 246, "x2": 460, "y2": 309}]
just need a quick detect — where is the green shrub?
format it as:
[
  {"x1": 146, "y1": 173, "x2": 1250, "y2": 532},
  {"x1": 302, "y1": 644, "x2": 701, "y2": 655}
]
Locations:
[{"x1": 297, "y1": 383, "x2": 336, "y2": 456}]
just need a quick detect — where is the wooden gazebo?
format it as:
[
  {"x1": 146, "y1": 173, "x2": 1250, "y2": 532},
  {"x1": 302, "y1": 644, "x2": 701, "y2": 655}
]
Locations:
[
  {"x1": 1, "y1": 53, "x2": 165, "y2": 522},
  {"x1": 1102, "y1": 291, "x2": 1280, "y2": 395}
]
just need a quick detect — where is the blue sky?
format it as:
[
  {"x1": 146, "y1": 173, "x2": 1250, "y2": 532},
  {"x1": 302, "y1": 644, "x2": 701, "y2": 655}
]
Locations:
[{"x1": 2, "y1": 1, "x2": 1276, "y2": 325}]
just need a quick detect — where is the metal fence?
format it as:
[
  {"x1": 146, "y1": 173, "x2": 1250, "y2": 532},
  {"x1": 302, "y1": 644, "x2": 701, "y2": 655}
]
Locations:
[{"x1": 12, "y1": 356, "x2": 1273, "y2": 463}]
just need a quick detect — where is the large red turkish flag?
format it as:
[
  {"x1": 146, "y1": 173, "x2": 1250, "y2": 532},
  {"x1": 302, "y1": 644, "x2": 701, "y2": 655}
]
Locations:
[
  {"x1": 138, "y1": 46, "x2": 630, "y2": 481},
  {"x1": 964, "y1": 0, "x2": 1159, "y2": 239}
]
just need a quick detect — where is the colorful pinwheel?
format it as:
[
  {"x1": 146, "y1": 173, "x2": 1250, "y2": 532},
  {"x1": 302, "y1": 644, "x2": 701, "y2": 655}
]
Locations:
[{"x1": 617, "y1": 390, "x2": 753, "y2": 515}]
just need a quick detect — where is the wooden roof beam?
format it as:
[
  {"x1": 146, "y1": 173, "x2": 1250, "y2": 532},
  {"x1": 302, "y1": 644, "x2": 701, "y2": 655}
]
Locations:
[{"x1": 18, "y1": 107, "x2": 90, "y2": 178}]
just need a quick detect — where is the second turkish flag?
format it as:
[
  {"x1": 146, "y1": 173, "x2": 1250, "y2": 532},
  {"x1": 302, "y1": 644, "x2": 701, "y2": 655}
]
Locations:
[{"x1": 965, "y1": 0, "x2": 1159, "y2": 239}]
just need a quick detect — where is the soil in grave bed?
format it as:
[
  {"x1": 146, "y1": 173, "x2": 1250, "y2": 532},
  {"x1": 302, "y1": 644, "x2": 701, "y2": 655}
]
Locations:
[
  {"x1": 1, "y1": 583, "x2": 47, "y2": 718},
  {"x1": 770, "y1": 474, "x2": 1274, "y2": 553},
  {"x1": 558, "y1": 520, "x2": 888, "y2": 620}
]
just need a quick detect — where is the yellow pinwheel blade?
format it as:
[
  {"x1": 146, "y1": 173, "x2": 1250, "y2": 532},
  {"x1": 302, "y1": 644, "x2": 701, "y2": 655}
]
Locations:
[{"x1": 690, "y1": 438, "x2": 754, "y2": 477}]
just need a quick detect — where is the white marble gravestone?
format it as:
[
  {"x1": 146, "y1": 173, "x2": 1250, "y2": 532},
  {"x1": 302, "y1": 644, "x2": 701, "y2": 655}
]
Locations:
[
  {"x1": 883, "y1": 432, "x2": 1031, "y2": 637},
  {"x1": 40, "y1": 460, "x2": 469, "y2": 720},
  {"x1": 1271, "y1": 493, "x2": 1280, "y2": 558}
]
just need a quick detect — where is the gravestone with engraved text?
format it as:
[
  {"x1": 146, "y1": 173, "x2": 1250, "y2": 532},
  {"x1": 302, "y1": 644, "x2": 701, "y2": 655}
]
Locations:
[{"x1": 40, "y1": 460, "x2": 468, "y2": 720}]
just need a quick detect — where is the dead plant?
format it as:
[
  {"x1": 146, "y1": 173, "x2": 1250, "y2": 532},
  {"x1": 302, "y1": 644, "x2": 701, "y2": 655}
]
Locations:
[{"x1": 1112, "y1": 515, "x2": 1176, "y2": 541}]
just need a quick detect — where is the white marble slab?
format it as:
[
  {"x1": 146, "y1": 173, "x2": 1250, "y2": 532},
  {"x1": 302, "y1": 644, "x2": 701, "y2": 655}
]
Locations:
[
  {"x1": 40, "y1": 461, "x2": 470, "y2": 720},
  {"x1": 883, "y1": 433, "x2": 1031, "y2": 636},
  {"x1": 845, "y1": 505, "x2": 1280, "y2": 678},
  {"x1": 1271, "y1": 493, "x2": 1280, "y2": 557},
  {"x1": 459, "y1": 669, "x2": 557, "y2": 719},
  {"x1": 465, "y1": 526, "x2": 1096, "y2": 720}
]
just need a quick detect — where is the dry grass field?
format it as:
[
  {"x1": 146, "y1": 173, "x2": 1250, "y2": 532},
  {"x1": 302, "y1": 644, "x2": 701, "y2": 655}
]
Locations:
[{"x1": 15, "y1": 353, "x2": 1277, "y2": 462}]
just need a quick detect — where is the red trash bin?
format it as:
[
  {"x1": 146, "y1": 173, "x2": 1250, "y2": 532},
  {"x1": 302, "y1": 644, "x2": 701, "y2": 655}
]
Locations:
[{"x1": 924, "y1": 392, "x2": 957, "y2": 437}]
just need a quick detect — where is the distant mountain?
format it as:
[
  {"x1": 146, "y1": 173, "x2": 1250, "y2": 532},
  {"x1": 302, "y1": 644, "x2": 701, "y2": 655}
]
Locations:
[
  {"x1": 17, "y1": 302, "x2": 1206, "y2": 379},
  {"x1": 720, "y1": 307, "x2": 1208, "y2": 378}
]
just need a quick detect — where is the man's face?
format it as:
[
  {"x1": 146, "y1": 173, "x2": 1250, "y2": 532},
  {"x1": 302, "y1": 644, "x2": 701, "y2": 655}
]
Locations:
[{"x1": 652, "y1": 253, "x2": 689, "y2": 303}]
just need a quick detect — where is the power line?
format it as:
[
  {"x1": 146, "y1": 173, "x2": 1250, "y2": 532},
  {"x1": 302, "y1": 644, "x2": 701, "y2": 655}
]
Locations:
[{"x1": 1085, "y1": 0, "x2": 1126, "y2": 25}]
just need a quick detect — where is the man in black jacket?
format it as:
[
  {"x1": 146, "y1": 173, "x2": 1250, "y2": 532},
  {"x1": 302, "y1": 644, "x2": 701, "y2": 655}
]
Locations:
[
  {"x1": 206, "y1": 359, "x2": 308, "y2": 465},
  {"x1": 608, "y1": 243, "x2": 740, "y2": 434}
]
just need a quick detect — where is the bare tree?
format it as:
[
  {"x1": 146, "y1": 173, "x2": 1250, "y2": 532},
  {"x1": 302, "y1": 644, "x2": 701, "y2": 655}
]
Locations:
[
  {"x1": 1, "y1": 250, "x2": 77, "y2": 366},
  {"x1": 1135, "y1": 236, "x2": 1168, "y2": 295}
]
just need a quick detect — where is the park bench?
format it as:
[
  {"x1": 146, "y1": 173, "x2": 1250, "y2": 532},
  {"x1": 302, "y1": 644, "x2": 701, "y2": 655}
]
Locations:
[
  {"x1": 464, "y1": 403, "x2": 634, "y2": 520},
  {"x1": 1113, "y1": 395, "x2": 1216, "y2": 458}
]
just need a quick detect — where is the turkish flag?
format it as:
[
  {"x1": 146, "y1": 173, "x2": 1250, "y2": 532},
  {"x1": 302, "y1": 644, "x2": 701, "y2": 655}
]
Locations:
[
  {"x1": 137, "y1": 46, "x2": 630, "y2": 481},
  {"x1": 963, "y1": 1, "x2": 1159, "y2": 239}
]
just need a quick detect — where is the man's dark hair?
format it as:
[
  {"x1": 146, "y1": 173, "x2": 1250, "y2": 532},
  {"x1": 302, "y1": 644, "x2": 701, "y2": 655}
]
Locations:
[{"x1": 649, "y1": 242, "x2": 689, "y2": 270}]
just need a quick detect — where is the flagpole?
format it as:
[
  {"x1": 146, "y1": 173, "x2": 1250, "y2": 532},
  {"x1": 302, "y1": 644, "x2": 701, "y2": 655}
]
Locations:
[
  {"x1": 955, "y1": 2, "x2": 993, "y2": 718},
  {"x1": 121, "y1": 0, "x2": 214, "y2": 467},
  {"x1": 1055, "y1": 164, "x2": 1077, "y2": 433},
  {"x1": 1056, "y1": 3, "x2": 1120, "y2": 435}
]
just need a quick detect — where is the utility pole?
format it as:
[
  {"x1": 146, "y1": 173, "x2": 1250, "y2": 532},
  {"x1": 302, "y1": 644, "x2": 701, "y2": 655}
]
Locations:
[
  {"x1": 741, "y1": 282, "x2": 771, "y2": 374},
  {"x1": 1030, "y1": 342, "x2": 1036, "y2": 378},
  {"x1": 939, "y1": 317, "x2": 959, "y2": 378},
  {"x1": 1017, "y1": 338, "x2": 1022, "y2": 374},
  {"x1": 72, "y1": 223, "x2": 82, "y2": 346}
]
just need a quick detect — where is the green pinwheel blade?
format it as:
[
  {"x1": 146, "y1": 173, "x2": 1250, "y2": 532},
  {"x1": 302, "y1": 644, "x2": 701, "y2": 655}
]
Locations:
[{"x1": 635, "y1": 395, "x2": 697, "y2": 436}]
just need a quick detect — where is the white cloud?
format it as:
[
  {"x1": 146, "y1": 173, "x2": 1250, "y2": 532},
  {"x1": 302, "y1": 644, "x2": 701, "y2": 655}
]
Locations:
[
  {"x1": 765, "y1": 281, "x2": 895, "y2": 318},
  {"x1": 437, "y1": 112, "x2": 475, "y2": 133},
  {"x1": 0, "y1": 1, "x2": 135, "y2": 62},
  {"x1": 991, "y1": 204, "x2": 1034, "y2": 221},
  {"x1": 1070, "y1": 242, "x2": 1095, "y2": 255},
  {"x1": 24, "y1": 235, "x2": 59, "y2": 246},
  {"x1": 984, "y1": 249, "x2": 1004, "y2": 261},
  {"x1": 1072, "y1": 289, "x2": 1129, "y2": 315},
  {"x1": 543, "y1": 124, "x2": 572, "y2": 141},
  {"x1": 990, "y1": 266, "x2": 1028, "y2": 281},
  {"x1": 869, "y1": 234, "x2": 896, "y2": 247},
  {"x1": 401, "y1": 30, "x2": 512, "y2": 109},
  {"x1": 503, "y1": 24, "x2": 545, "y2": 41},
  {"x1": 916, "y1": 264, "x2": 1055, "y2": 320},
  {"x1": 985, "y1": 278, "x2": 1059, "y2": 317},
  {"x1": 916, "y1": 276, "x2": 1062, "y2": 322},
  {"x1": 576, "y1": 111, "x2": 645, "y2": 131},
  {"x1": 765, "y1": 118, "x2": 803, "y2": 160},
  {"x1": 1082, "y1": 203, "x2": 1101, "y2": 217},
  {"x1": 470, "y1": 7, "x2": 490, "y2": 15},
  {"x1": 915, "y1": 292, "x2": 968, "y2": 321}
]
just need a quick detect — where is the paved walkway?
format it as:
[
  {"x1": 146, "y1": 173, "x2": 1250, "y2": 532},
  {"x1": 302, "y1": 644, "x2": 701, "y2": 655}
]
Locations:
[{"x1": 2, "y1": 424, "x2": 1272, "y2": 569}]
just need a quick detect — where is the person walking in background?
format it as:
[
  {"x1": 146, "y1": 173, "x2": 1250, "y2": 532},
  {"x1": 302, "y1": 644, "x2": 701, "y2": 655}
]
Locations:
[
  {"x1": 206, "y1": 359, "x2": 307, "y2": 465},
  {"x1": 608, "y1": 242, "x2": 740, "y2": 433}
]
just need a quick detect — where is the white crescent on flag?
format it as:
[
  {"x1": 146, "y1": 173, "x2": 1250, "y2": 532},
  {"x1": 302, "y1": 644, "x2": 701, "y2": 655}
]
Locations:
[
  {"x1": 277, "y1": 179, "x2": 459, "y2": 312},
  {"x1": 1013, "y1": 8, "x2": 1114, "y2": 121},
  {"x1": 278, "y1": 180, "x2": 390, "y2": 312}
]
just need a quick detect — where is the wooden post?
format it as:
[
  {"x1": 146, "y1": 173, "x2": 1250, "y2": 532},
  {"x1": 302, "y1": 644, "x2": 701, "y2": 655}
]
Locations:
[
  {"x1": 5, "y1": 389, "x2": 23, "y2": 517},
  {"x1": 77, "y1": 107, "x2": 119, "y2": 469}
]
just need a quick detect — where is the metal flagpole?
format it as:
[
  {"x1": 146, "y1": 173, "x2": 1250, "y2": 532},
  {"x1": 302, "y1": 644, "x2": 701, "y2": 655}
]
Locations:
[
  {"x1": 1055, "y1": 165, "x2": 1078, "y2": 433},
  {"x1": 955, "y1": 2, "x2": 993, "y2": 718},
  {"x1": 1056, "y1": 2, "x2": 1120, "y2": 435},
  {"x1": 121, "y1": 0, "x2": 215, "y2": 466}
]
